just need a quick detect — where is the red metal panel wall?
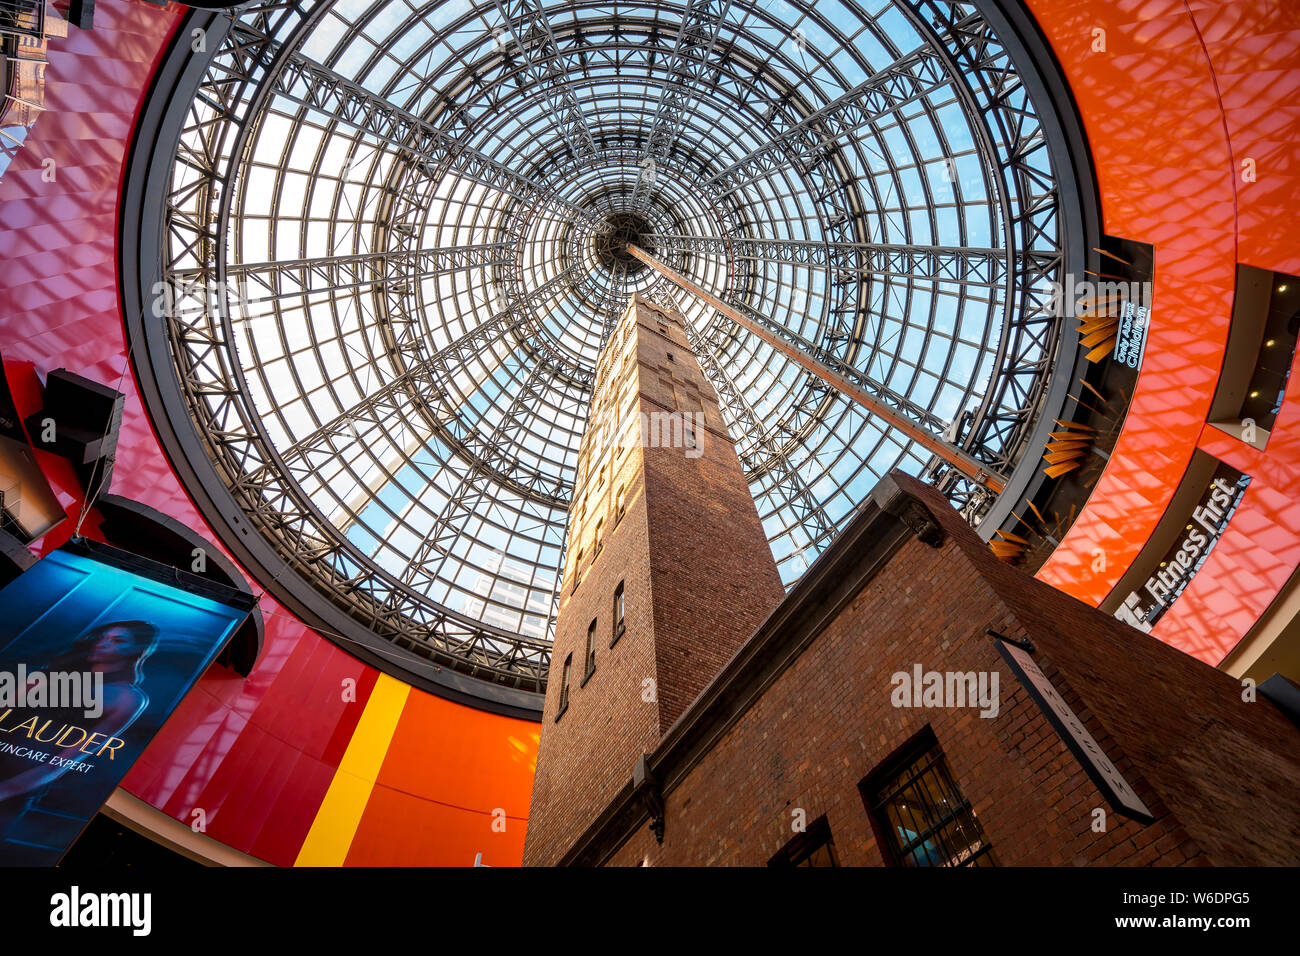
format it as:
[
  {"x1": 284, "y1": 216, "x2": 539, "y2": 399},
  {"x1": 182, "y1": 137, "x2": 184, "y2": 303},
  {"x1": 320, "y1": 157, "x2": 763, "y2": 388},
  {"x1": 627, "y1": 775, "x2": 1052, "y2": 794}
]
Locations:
[
  {"x1": 1150, "y1": 1, "x2": 1300, "y2": 661},
  {"x1": 1028, "y1": 0, "x2": 1300, "y2": 664},
  {"x1": 0, "y1": 0, "x2": 537, "y2": 865}
]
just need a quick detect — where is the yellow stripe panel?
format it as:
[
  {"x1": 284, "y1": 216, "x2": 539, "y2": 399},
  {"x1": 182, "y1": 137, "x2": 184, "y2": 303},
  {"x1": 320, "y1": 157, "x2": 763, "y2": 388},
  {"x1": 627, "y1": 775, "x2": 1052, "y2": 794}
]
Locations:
[{"x1": 294, "y1": 672, "x2": 411, "y2": 867}]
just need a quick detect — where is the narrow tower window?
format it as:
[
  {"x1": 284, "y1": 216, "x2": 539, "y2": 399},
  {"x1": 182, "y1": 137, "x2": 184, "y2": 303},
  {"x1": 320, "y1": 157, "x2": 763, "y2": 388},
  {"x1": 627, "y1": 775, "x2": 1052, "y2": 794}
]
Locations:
[
  {"x1": 612, "y1": 581, "x2": 626, "y2": 646},
  {"x1": 571, "y1": 548, "x2": 584, "y2": 594},
  {"x1": 584, "y1": 618, "x2": 597, "y2": 682},
  {"x1": 556, "y1": 654, "x2": 572, "y2": 720}
]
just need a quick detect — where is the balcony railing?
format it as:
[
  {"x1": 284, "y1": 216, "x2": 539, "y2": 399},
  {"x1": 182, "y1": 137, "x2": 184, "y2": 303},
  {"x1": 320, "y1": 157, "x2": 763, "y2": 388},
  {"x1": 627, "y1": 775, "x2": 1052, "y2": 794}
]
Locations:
[{"x1": 0, "y1": 0, "x2": 45, "y2": 41}]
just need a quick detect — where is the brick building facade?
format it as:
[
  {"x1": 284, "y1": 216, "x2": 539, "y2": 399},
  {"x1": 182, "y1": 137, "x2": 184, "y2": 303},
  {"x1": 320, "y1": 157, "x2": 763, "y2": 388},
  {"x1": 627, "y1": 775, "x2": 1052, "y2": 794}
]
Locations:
[
  {"x1": 523, "y1": 296, "x2": 784, "y2": 867},
  {"x1": 525, "y1": 299, "x2": 1300, "y2": 868}
]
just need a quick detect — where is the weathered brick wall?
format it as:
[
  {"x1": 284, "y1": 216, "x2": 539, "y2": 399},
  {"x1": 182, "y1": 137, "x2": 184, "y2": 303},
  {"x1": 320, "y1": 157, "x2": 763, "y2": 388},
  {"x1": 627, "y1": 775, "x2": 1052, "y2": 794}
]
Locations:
[
  {"x1": 642, "y1": 431, "x2": 783, "y2": 731},
  {"x1": 636, "y1": 300, "x2": 783, "y2": 729},
  {"x1": 606, "y1": 476, "x2": 1300, "y2": 866},
  {"x1": 925, "y1": 476, "x2": 1300, "y2": 868},
  {"x1": 523, "y1": 448, "x2": 659, "y2": 867},
  {"x1": 523, "y1": 297, "x2": 784, "y2": 865}
]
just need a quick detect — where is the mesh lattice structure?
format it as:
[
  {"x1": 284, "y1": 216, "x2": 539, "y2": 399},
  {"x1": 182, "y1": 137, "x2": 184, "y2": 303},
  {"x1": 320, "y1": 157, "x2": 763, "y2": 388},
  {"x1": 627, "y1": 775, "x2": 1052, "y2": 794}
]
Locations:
[{"x1": 155, "y1": 0, "x2": 1071, "y2": 692}]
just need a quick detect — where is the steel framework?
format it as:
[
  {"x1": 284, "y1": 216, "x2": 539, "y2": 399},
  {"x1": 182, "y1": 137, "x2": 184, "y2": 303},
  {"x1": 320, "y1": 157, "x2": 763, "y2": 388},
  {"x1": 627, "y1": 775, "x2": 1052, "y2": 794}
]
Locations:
[{"x1": 135, "y1": 0, "x2": 1086, "y2": 695}]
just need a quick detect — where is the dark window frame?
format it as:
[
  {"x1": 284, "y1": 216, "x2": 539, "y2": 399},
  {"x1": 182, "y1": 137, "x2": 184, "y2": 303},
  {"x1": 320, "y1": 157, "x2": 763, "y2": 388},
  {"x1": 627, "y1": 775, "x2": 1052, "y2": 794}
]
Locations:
[
  {"x1": 768, "y1": 814, "x2": 839, "y2": 867},
  {"x1": 611, "y1": 580, "x2": 625, "y2": 646},
  {"x1": 571, "y1": 546, "x2": 584, "y2": 594},
  {"x1": 859, "y1": 726, "x2": 995, "y2": 868},
  {"x1": 582, "y1": 617, "x2": 597, "y2": 684},
  {"x1": 556, "y1": 653, "x2": 572, "y2": 721}
]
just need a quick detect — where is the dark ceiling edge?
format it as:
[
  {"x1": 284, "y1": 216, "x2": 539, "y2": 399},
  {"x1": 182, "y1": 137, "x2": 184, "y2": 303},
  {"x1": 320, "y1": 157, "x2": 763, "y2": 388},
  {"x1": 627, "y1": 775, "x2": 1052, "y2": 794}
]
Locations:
[
  {"x1": 972, "y1": 0, "x2": 1104, "y2": 536},
  {"x1": 116, "y1": 9, "x2": 544, "y2": 722},
  {"x1": 95, "y1": 492, "x2": 266, "y2": 677},
  {"x1": 113, "y1": 0, "x2": 1100, "y2": 721}
]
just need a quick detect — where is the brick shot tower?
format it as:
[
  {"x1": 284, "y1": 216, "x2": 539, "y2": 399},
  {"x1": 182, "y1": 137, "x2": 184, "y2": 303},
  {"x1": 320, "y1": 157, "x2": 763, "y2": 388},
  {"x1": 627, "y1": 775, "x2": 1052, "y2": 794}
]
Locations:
[{"x1": 523, "y1": 295, "x2": 785, "y2": 866}]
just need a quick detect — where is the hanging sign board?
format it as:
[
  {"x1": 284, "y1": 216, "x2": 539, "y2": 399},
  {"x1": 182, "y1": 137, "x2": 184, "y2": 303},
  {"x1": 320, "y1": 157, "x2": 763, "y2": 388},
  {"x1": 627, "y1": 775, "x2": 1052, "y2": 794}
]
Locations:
[{"x1": 995, "y1": 638, "x2": 1155, "y2": 823}]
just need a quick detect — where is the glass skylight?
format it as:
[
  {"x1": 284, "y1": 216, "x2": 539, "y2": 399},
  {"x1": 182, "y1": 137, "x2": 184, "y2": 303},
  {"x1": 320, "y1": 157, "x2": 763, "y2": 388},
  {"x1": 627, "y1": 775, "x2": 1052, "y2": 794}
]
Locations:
[{"x1": 156, "y1": 0, "x2": 1067, "y2": 689}]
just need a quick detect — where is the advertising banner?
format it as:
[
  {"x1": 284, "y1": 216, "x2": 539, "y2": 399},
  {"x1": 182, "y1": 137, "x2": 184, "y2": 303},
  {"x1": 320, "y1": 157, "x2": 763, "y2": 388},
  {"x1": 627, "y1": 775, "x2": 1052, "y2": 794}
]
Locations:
[{"x1": 0, "y1": 539, "x2": 253, "y2": 865}]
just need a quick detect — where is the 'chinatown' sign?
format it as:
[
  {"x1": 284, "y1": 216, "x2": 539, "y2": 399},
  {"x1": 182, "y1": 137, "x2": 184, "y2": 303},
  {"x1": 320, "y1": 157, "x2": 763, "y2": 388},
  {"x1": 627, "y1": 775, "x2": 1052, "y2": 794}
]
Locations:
[{"x1": 1114, "y1": 468, "x2": 1248, "y2": 633}]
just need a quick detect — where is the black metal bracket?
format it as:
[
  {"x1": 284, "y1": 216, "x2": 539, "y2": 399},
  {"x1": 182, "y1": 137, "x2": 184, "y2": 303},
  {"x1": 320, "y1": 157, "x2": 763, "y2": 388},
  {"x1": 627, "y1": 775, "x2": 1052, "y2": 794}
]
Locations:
[
  {"x1": 23, "y1": 368, "x2": 125, "y2": 503},
  {"x1": 988, "y1": 628, "x2": 1035, "y2": 653},
  {"x1": 632, "y1": 754, "x2": 665, "y2": 845}
]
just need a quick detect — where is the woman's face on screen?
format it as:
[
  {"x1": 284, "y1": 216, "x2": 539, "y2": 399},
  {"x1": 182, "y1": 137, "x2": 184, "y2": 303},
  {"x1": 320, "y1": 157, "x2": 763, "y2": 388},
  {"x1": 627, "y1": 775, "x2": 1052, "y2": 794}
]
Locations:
[{"x1": 87, "y1": 627, "x2": 142, "y2": 666}]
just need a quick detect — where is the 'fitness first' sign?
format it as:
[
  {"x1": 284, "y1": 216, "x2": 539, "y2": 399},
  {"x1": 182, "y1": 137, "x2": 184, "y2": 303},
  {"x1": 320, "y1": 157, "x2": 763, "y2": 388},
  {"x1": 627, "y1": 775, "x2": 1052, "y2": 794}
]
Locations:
[{"x1": 1115, "y1": 466, "x2": 1249, "y2": 633}]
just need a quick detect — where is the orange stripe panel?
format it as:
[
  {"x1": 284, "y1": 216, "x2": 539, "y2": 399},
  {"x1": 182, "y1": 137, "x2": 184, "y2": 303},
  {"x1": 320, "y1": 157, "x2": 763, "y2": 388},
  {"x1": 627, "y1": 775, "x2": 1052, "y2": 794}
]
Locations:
[{"x1": 347, "y1": 687, "x2": 539, "y2": 865}]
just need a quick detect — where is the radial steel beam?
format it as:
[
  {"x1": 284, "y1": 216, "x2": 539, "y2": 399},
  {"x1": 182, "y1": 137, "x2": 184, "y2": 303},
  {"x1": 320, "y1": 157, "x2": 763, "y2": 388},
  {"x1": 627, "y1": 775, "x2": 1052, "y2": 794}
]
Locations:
[
  {"x1": 400, "y1": 357, "x2": 564, "y2": 592},
  {"x1": 651, "y1": 285, "x2": 838, "y2": 547},
  {"x1": 648, "y1": 233, "x2": 1021, "y2": 286},
  {"x1": 629, "y1": 244, "x2": 1006, "y2": 493},
  {"x1": 628, "y1": 0, "x2": 733, "y2": 212},
  {"x1": 233, "y1": 264, "x2": 586, "y2": 505},
  {"x1": 647, "y1": 242, "x2": 950, "y2": 436},
  {"x1": 701, "y1": 18, "x2": 981, "y2": 199},
  {"x1": 274, "y1": 49, "x2": 605, "y2": 233},
  {"x1": 492, "y1": 0, "x2": 599, "y2": 169},
  {"x1": 176, "y1": 243, "x2": 516, "y2": 307}
]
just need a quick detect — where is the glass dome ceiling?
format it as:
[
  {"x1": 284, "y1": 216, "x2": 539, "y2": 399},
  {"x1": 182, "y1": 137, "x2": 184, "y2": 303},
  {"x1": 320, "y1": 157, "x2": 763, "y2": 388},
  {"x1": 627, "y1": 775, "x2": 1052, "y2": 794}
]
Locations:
[{"x1": 149, "y1": 0, "x2": 1072, "y2": 695}]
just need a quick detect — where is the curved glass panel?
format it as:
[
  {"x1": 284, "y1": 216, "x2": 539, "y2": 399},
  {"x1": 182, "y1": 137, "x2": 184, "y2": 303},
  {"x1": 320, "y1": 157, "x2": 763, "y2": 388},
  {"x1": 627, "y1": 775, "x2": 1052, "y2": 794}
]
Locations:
[{"x1": 155, "y1": 0, "x2": 1068, "y2": 688}]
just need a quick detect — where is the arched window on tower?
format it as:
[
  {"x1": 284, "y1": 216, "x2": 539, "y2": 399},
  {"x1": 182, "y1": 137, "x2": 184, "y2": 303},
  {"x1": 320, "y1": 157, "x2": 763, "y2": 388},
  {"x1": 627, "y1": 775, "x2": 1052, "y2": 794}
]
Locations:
[{"x1": 571, "y1": 548, "x2": 584, "y2": 594}]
